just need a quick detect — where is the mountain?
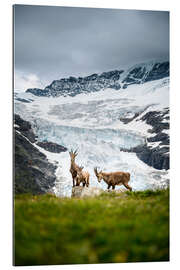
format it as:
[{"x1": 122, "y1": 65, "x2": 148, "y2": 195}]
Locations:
[
  {"x1": 25, "y1": 61, "x2": 169, "y2": 97},
  {"x1": 14, "y1": 114, "x2": 67, "y2": 194}
]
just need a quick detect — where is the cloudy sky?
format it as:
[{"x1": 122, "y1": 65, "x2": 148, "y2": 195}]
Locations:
[{"x1": 14, "y1": 5, "x2": 169, "y2": 92}]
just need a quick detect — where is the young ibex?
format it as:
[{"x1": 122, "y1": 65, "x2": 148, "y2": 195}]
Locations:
[
  {"x1": 69, "y1": 149, "x2": 83, "y2": 187},
  {"x1": 76, "y1": 167, "x2": 90, "y2": 187},
  {"x1": 94, "y1": 167, "x2": 132, "y2": 191}
]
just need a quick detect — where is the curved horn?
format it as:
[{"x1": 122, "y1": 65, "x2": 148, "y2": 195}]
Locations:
[{"x1": 94, "y1": 167, "x2": 98, "y2": 176}]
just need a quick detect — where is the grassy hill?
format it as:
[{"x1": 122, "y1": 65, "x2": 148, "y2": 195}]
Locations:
[{"x1": 14, "y1": 189, "x2": 169, "y2": 266}]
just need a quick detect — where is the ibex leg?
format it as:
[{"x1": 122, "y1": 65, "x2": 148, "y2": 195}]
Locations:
[
  {"x1": 75, "y1": 177, "x2": 80, "y2": 186},
  {"x1": 86, "y1": 176, "x2": 89, "y2": 187},
  {"x1": 123, "y1": 183, "x2": 132, "y2": 191}
]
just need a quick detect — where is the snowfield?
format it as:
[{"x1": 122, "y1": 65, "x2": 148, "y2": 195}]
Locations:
[{"x1": 15, "y1": 77, "x2": 169, "y2": 196}]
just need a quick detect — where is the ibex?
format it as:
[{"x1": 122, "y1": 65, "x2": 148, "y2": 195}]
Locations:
[
  {"x1": 94, "y1": 167, "x2": 132, "y2": 191},
  {"x1": 69, "y1": 149, "x2": 83, "y2": 187},
  {"x1": 76, "y1": 167, "x2": 90, "y2": 187}
]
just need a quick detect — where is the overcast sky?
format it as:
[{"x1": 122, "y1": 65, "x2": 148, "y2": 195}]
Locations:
[{"x1": 14, "y1": 5, "x2": 169, "y2": 91}]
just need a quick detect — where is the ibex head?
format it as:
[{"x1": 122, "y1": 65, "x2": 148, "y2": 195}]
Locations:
[
  {"x1": 94, "y1": 167, "x2": 103, "y2": 182},
  {"x1": 69, "y1": 149, "x2": 78, "y2": 161}
]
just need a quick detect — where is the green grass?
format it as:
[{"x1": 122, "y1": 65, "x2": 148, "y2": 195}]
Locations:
[{"x1": 14, "y1": 189, "x2": 169, "y2": 266}]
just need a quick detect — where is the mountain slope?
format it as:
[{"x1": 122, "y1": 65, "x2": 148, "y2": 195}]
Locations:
[
  {"x1": 121, "y1": 61, "x2": 169, "y2": 88},
  {"x1": 120, "y1": 107, "x2": 169, "y2": 170},
  {"x1": 14, "y1": 114, "x2": 67, "y2": 194},
  {"x1": 25, "y1": 61, "x2": 169, "y2": 97}
]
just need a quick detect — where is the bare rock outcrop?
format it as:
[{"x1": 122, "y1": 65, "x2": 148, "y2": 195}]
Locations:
[
  {"x1": 72, "y1": 186, "x2": 104, "y2": 198},
  {"x1": 71, "y1": 186, "x2": 127, "y2": 198}
]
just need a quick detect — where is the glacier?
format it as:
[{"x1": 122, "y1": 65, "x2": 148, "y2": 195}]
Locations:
[{"x1": 15, "y1": 74, "x2": 169, "y2": 197}]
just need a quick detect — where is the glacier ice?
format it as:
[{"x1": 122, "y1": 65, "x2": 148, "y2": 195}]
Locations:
[{"x1": 33, "y1": 121, "x2": 169, "y2": 197}]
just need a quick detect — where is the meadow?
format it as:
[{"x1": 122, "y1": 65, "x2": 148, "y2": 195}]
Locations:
[{"x1": 14, "y1": 189, "x2": 169, "y2": 265}]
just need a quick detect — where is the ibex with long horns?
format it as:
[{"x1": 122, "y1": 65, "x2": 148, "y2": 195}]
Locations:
[
  {"x1": 94, "y1": 167, "x2": 132, "y2": 191},
  {"x1": 76, "y1": 167, "x2": 90, "y2": 187},
  {"x1": 69, "y1": 149, "x2": 83, "y2": 187}
]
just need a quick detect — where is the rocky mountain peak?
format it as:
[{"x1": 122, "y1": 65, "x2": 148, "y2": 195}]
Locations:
[{"x1": 26, "y1": 60, "x2": 169, "y2": 97}]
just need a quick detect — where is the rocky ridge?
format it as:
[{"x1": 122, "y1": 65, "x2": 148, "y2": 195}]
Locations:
[
  {"x1": 122, "y1": 61, "x2": 169, "y2": 88},
  {"x1": 25, "y1": 61, "x2": 169, "y2": 97}
]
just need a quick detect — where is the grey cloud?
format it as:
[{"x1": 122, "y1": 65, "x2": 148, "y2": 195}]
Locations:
[{"x1": 14, "y1": 5, "x2": 169, "y2": 88}]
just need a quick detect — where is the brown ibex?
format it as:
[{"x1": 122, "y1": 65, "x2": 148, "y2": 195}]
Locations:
[
  {"x1": 76, "y1": 167, "x2": 90, "y2": 187},
  {"x1": 94, "y1": 167, "x2": 132, "y2": 191},
  {"x1": 69, "y1": 149, "x2": 83, "y2": 187}
]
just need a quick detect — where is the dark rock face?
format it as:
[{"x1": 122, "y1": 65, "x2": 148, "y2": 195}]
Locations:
[
  {"x1": 14, "y1": 115, "x2": 57, "y2": 194},
  {"x1": 120, "y1": 143, "x2": 169, "y2": 170},
  {"x1": 140, "y1": 109, "x2": 169, "y2": 134},
  {"x1": 119, "y1": 109, "x2": 169, "y2": 170},
  {"x1": 26, "y1": 88, "x2": 50, "y2": 96},
  {"x1": 26, "y1": 70, "x2": 124, "y2": 97},
  {"x1": 132, "y1": 145, "x2": 169, "y2": 170},
  {"x1": 122, "y1": 61, "x2": 169, "y2": 88},
  {"x1": 36, "y1": 141, "x2": 67, "y2": 153},
  {"x1": 14, "y1": 114, "x2": 37, "y2": 143},
  {"x1": 137, "y1": 109, "x2": 169, "y2": 170},
  {"x1": 145, "y1": 62, "x2": 169, "y2": 82},
  {"x1": 119, "y1": 112, "x2": 141, "y2": 124},
  {"x1": 147, "y1": 133, "x2": 169, "y2": 146},
  {"x1": 16, "y1": 98, "x2": 32, "y2": 103}
]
